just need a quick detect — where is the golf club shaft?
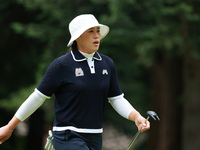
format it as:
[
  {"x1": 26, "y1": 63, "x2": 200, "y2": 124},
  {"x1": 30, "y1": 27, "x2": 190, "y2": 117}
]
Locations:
[
  {"x1": 126, "y1": 116, "x2": 150, "y2": 150},
  {"x1": 126, "y1": 131, "x2": 140, "y2": 150}
]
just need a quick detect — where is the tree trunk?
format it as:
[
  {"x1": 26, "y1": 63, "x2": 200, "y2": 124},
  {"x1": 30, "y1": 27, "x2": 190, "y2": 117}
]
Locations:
[
  {"x1": 182, "y1": 51, "x2": 200, "y2": 150},
  {"x1": 149, "y1": 57, "x2": 182, "y2": 150}
]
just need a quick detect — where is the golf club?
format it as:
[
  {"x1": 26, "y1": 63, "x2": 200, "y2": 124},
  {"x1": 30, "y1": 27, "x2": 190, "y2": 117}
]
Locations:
[{"x1": 126, "y1": 111, "x2": 160, "y2": 150}]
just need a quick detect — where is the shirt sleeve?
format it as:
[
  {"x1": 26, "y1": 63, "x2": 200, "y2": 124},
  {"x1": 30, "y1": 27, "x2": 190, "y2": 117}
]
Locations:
[
  {"x1": 15, "y1": 88, "x2": 50, "y2": 121},
  {"x1": 37, "y1": 59, "x2": 63, "y2": 97},
  {"x1": 107, "y1": 59, "x2": 123, "y2": 98},
  {"x1": 108, "y1": 94, "x2": 135, "y2": 119}
]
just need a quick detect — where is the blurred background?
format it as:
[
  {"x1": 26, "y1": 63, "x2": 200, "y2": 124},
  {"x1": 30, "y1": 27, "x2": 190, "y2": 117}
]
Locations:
[{"x1": 0, "y1": 0, "x2": 200, "y2": 150}]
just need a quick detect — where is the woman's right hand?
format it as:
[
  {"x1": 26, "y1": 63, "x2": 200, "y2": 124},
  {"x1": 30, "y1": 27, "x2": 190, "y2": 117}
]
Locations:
[{"x1": 0, "y1": 125, "x2": 13, "y2": 144}]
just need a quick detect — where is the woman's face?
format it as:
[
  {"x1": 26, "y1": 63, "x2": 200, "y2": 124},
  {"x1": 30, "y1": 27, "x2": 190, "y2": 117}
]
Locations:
[{"x1": 76, "y1": 26, "x2": 101, "y2": 54}]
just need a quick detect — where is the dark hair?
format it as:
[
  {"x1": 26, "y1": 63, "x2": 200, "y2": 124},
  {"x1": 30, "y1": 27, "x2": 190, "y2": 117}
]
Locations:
[{"x1": 70, "y1": 41, "x2": 77, "y2": 51}]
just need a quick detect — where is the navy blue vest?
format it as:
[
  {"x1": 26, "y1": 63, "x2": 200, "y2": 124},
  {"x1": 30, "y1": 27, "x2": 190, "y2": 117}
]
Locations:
[{"x1": 37, "y1": 49, "x2": 122, "y2": 129}]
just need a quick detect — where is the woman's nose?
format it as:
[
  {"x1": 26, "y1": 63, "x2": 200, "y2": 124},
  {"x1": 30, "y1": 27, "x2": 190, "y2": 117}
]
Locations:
[{"x1": 94, "y1": 32, "x2": 100, "y2": 38}]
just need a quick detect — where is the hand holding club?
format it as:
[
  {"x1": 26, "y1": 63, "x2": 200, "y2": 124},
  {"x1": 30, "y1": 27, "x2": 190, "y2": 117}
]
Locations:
[
  {"x1": 126, "y1": 111, "x2": 160, "y2": 150},
  {"x1": 135, "y1": 115, "x2": 150, "y2": 133}
]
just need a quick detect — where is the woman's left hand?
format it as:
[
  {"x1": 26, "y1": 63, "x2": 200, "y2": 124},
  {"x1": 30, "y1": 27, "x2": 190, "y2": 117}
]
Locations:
[{"x1": 135, "y1": 115, "x2": 150, "y2": 133}]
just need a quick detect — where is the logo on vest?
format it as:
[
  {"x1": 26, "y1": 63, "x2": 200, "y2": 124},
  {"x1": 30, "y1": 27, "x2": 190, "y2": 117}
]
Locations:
[
  {"x1": 102, "y1": 69, "x2": 108, "y2": 75},
  {"x1": 75, "y1": 68, "x2": 84, "y2": 77}
]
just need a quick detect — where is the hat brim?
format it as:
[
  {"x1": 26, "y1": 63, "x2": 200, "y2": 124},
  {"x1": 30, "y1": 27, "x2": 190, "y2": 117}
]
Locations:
[{"x1": 67, "y1": 24, "x2": 109, "y2": 47}]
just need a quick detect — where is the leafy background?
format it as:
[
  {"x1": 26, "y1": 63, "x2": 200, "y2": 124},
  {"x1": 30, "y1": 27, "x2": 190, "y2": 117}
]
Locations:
[{"x1": 0, "y1": 0, "x2": 200, "y2": 150}]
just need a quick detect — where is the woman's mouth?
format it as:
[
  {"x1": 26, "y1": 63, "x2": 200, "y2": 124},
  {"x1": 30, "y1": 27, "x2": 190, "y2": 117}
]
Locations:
[{"x1": 93, "y1": 40, "x2": 100, "y2": 46}]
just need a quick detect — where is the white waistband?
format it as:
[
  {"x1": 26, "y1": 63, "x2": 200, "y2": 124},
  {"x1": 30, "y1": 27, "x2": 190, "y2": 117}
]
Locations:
[{"x1": 53, "y1": 126, "x2": 103, "y2": 133}]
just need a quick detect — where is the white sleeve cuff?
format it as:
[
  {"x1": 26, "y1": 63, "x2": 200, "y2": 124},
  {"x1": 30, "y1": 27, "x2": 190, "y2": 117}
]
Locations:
[
  {"x1": 15, "y1": 88, "x2": 50, "y2": 121},
  {"x1": 108, "y1": 94, "x2": 135, "y2": 119}
]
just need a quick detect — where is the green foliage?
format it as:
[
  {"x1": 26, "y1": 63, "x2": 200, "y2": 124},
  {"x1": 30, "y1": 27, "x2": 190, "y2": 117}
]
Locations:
[{"x1": 102, "y1": 0, "x2": 200, "y2": 66}]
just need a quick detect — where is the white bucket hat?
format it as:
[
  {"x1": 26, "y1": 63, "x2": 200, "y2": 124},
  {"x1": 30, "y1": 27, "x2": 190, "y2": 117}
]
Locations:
[{"x1": 67, "y1": 14, "x2": 109, "y2": 47}]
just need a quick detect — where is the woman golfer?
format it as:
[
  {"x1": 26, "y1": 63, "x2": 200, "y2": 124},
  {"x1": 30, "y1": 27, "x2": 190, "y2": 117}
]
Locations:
[{"x1": 0, "y1": 14, "x2": 150, "y2": 150}]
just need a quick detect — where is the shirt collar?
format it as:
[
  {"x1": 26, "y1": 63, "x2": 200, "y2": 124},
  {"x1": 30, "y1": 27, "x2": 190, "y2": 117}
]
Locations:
[{"x1": 71, "y1": 49, "x2": 102, "y2": 62}]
